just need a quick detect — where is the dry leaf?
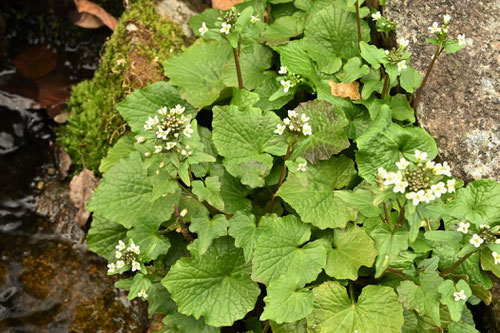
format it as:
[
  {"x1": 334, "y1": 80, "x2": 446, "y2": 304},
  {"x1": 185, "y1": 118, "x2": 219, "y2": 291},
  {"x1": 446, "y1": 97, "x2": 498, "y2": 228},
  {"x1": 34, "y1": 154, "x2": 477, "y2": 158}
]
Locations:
[
  {"x1": 329, "y1": 80, "x2": 361, "y2": 101},
  {"x1": 57, "y1": 146, "x2": 72, "y2": 178},
  {"x1": 212, "y1": 0, "x2": 244, "y2": 10},
  {"x1": 12, "y1": 44, "x2": 58, "y2": 79},
  {"x1": 71, "y1": 0, "x2": 118, "y2": 30},
  {"x1": 70, "y1": 166, "x2": 99, "y2": 227},
  {"x1": 54, "y1": 112, "x2": 70, "y2": 124}
]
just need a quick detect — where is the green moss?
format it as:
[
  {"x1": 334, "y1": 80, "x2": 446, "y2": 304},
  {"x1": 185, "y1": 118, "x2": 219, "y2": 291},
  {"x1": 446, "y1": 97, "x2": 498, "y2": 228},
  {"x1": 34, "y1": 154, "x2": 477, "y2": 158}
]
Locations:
[{"x1": 57, "y1": 0, "x2": 189, "y2": 174}]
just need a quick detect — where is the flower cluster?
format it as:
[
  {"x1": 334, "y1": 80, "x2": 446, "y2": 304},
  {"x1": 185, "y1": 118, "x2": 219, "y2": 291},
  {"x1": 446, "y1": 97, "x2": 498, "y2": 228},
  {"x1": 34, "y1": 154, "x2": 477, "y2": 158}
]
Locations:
[
  {"x1": 371, "y1": 11, "x2": 397, "y2": 33},
  {"x1": 376, "y1": 150, "x2": 456, "y2": 206},
  {"x1": 216, "y1": 8, "x2": 240, "y2": 35},
  {"x1": 428, "y1": 14, "x2": 466, "y2": 46},
  {"x1": 461, "y1": 224, "x2": 499, "y2": 249},
  {"x1": 107, "y1": 240, "x2": 142, "y2": 274},
  {"x1": 274, "y1": 110, "x2": 312, "y2": 136},
  {"x1": 384, "y1": 37, "x2": 410, "y2": 72},
  {"x1": 278, "y1": 66, "x2": 303, "y2": 93},
  {"x1": 141, "y1": 104, "x2": 193, "y2": 157}
]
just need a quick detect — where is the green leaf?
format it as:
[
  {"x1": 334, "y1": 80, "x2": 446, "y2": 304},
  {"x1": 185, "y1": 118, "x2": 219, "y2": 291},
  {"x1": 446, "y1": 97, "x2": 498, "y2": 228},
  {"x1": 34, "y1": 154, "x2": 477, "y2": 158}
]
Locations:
[
  {"x1": 325, "y1": 223, "x2": 377, "y2": 280},
  {"x1": 192, "y1": 176, "x2": 225, "y2": 211},
  {"x1": 116, "y1": 82, "x2": 196, "y2": 133},
  {"x1": 87, "y1": 215, "x2": 127, "y2": 261},
  {"x1": 147, "y1": 283, "x2": 176, "y2": 317},
  {"x1": 150, "y1": 173, "x2": 178, "y2": 203},
  {"x1": 212, "y1": 105, "x2": 288, "y2": 188},
  {"x1": 337, "y1": 57, "x2": 370, "y2": 83},
  {"x1": 445, "y1": 179, "x2": 500, "y2": 227},
  {"x1": 370, "y1": 223, "x2": 410, "y2": 277},
  {"x1": 87, "y1": 152, "x2": 181, "y2": 228},
  {"x1": 289, "y1": 100, "x2": 350, "y2": 163},
  {"x1": 218, "y1": 172, "x2": 252, "y2": 214},
  {"x1": 277, "y1": 156, "x2": 357, "y2": 229},
  {"x1": 230, "y1": 89, "x2": 260, "y2": 110},
  {"x1": 260, "y1": 16, "x2": 304, "y2": 46},
  {"x1": 222, "y1": 43, "x2": 273, "y2": 90},
  {"x1": 228, "y1": 211, "x2": 261, "y2": 263},
  {"x1": 438, "y1": 279, "x2": 472, "y2": 322},
  {"x1": 252, "y1": 214, "x2": 327, "y2": 285},
  {"x1": 336, "y1": 188, "x2": 381, "y2": 218},
  {"x1": 397, "y1": 271, "x2": 444, "y2": 326},
  {"x1": 270, "y1": 319, "x2": 307, "y2": 333},
  {"x1": 343, "y1": 101, "x2": 372, "y2": 139},
  {"x1": 359, "y1": 41, "x2": 388, "y2": 69},
  {"x1": 127, "y1": 223, "x2": 171, "y2": 262},
  {"x1": 189, "y1": 215, "x2": 229, "y2": 255},
  {"x1": 129, "y1": 273, "x2": 152, "y2": 300},
  {"x1": 400, "y1": 66, "x2": 423, "y2": 93},
  {"x1": 307, "y1": 282, "x2": 404, "y2": 333},
  {"x1": 254, "y1": 73, "x2": 294, "y2": 111},
  {"x1": 294, "y1": 0, "x2": 331, "y2": 13},
  {"x1": 448, "y1": 322, "x2": 480, "y2": 333},
  {"x1": 303, "y1": 5, "x2": 370, "y2": 66},
  {"x1": 355, "y1": 109, "x2": 438, "y2": 184},
  {"x1": 163, "y1": 237, "x2": 260, "y2": 327},
  {"x1": 273, "y1": 39, "x2": 320, "y2": 83},
  {"x1": 189, "y1": 9, "x2": 221, "y2": 37},
  {"x1": 162, "y1": 312, "x2": 220, "y2": 333},
  {"x1": 164, "y1": 41, "x2": 233, "y2": 108},
  {"x1": 424, "y1": 231, "x2": 463, "y2": 248},
  {"x1": 389, "y1": 94, "x2": 415, "y2": 123},
  {"x1": 443, "y1": 40, "x2": 466, "y2": 54},
  {"x1": 99, "y1": 133, "x2": 136, "y2": 173},
  {"x1": 481, "y1": 247, "x2": 500, "y2": 277},
  {"x1": 260, "y1": 275, "x2": 314, "y2": 323}
]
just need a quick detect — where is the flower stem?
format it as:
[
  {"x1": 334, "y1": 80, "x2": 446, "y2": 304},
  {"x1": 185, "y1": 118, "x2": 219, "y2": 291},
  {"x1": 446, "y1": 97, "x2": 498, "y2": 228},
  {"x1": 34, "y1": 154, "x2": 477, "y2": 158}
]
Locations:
[
  {"x1": 348, "y1": 281, "x2": 355, "y2": 304},
  {"x1": 381, "y1": 73, "x2": 390, "y2": 99},
  {"x1": 267, "y1": 142, "x2": 293, "y2": 213},
  {"x1": 262, "y1": 321, "x2": 270, "y2": 333},
  {"x1": 233, "y1": 38, "x2": 244, "y2": 89},
  {"x1": 382, "y1": 202, "x2": 393, "y2": 232},
  {"x1": 174, "y1": 203, "x2": 193, "y2": 243},
  {"x1": 355, "y1": 1, "x2": 362, "y2": 48},
  {"x1": 441, "y1": 250, "x2": 476, "y2": 275},
  {"x1": 411, "y1": 44, "x2": 442, "y2": 110}
]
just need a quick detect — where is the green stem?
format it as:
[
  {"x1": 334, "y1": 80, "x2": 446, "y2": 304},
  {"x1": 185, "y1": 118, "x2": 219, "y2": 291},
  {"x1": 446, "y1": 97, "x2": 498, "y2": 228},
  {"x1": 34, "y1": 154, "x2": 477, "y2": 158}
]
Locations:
[
  {"x1": 381, "y1": 73, "x2": 390, "y2": 99},
  {"x1": 355, "y1": 1, "x2": 362, "y2": 49},
  {"x1": 395, "y1": 204, "x2": 406, "y2": 229},
  {"x1": 267, "y1": 141, "x2": 293, "y2": 213},
  {"x1": 441, "y1": 250, "x2": 476, "y2": 275},
  {"x1": 386, "y1": 267, "x2": 410, "y2": 281},
  {"x1": 173, "y1": 203, "x2": 193, "y2": 243},
  {"x1": 411, "y1": 43, "x2": 442, "y2": 110},
  {"x1": 262, "y1": 321, "x2": 270, "y2": 333},
  {"x1": 348, "y1": 281, "x2": 355, "y2": 304},
  {"x1": 382, "y1": 202, "x2": 393, "y2": 232},
  {"x1": 233, "y1": 46, "x2": 244, "y2": 89}
]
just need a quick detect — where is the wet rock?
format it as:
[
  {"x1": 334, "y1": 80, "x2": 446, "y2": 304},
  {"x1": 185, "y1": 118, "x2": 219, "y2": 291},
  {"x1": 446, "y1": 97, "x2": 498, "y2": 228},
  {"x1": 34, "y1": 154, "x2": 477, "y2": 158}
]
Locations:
[
  {"x1": 157, "y1": 0, "x2": 209, "y2": 37},
  {"x1": 385, "y1": 0, "x2": 500, "y2": 182}
]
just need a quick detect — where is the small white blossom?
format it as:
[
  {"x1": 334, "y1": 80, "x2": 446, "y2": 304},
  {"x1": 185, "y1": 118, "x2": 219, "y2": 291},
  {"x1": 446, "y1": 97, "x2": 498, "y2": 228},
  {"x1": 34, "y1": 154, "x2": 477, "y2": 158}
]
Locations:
[
  {"x1": 157, "y1": 129, "x2": 169, "y2": 140},
  {"x1": 496, "y1": 239, "x2": 500, "y2": 244},
  {"x1": 281, "y1": 80, "x2": 292, "y2": 93},
  {"x1": 397, "y1": 37, "x2": 409, "y2": 48},
  {"x1": 384, "y1": 172, "x2": 402, "y2": 186},
  {"x1": 442, "y1": 26, "x2": 449, "y2": 34},
  {"x1": 180, "y1": 209, "x2": 188, "y2": 217},
  {"x1": 115, "y1": 251, "x2": 122, "y2": 259},
  {"x1": 158, "y1": 106, "x2": 168, "y2": 116},
  {"x1": 278, "y1": 66, "x2": 287, "y2": 74},
  {"x1": 384, "y1": 50, "x2": 390, "y2": 55},
  {"x1": 173, "y1": 104, "x2": 185, "y2": 114},
  {"x1": 116, "y1": 240, "x2": 126, "y2": 251},
  {"x1": 144, "y1": 152, "x2": 151, "y2": 157},
  {"x1": 131, "y1": 260, "x2": 141, "y2": 272},
  {"x1": 428, "y1": 22, "x2": 441, "y2": 34},
  {"x1": 297, "y1": 162, "x2": 307, "y2": 172},
  {"x1": 180, "y1": 149, "x2": 187, "y2": 155},
  {"x1": 441, "y1": 162, "x2": 452, "y2": 176},
  {"x1": 457, "y1": 221, "x2": 470, "y2": 234},
  {"x1": 220, "y1": 22, "x2": 231, "y2": 34},
  {"x1": 136, "y1": 136, "x2": 146, "y2": 143},
  {"x1": 250, "y1": 15, "x2": 260, "y2": 24},
  {"x1": 166, "y1": 142, "x2": 177, "y2": 150},
  {"x1": 393, "y1": 180, "x2": 409, "y2": 193},
  {"x1": 407, "y1": 190, "x2": 425, "y2": 206},
  {"x1": 302, "y1": 123, "x2": 312, "y2": 136},
  {"x1": 423, "y1": 190, "x2": 436, "y2": 203},
  {"x1": 443, "y1": 14, "x2": 451, "y2": 25},
  {"x1": 116, "y1": 260, "x2": 125, "y2": 269},
  {"x1": 274, "y1": 124, "x2": 286, "y2": 135},
  {"x1": 199, "y1": 22, "x2": 208, "y2": 35},
  {"x1": 397, "y1": 60, "x2": 407, "y2": 72},
  {"x1": 283, "y1": 118, "x2": 291, "y2": 125},
  {"x1": 457, "y1": 34, "x2": 466, "y2": 46},
  {"x1": 300, "y1": 114, "x2": 310, "y2": 123},
  {"x1": 372, "y1": 11, "x2": 382, "y2": 21},
  {"x1": 154, "y1": 145, "x2": 163, "y2": 153},
  {"x1": 453, "y1": 290, "x2": 467, "y2": 302},
  {"x1": 431, "y1": 182, "x2": 447, "y2": 197},
  {"x1": 396, "y1": 157, "x2": 410, "y2": 170},
  {"x1": 138, "y1": 289, "x2": 148, "y2": 298},
  {"x1": 470, "y1": 234, "x2": 484, "y2": 248},
  {"x1": 415, "y1": 150, "x2": 428, "y2": 162},
  {"x1": 183, "y1": 124, "x2": 194, "y2": 138},
  {"x1": 107, "y1": 262, "x2": 116, "y2": 273},
  {"x1": 288, "y1": 110, "x2": 297, "y2": 118},
  {"x1": 425, "y1": 160, "x2": 435, "y2": 170},
  {"x1": 492, "y1": 252, "x2": 500, "y2": 265},
  {"x1": 377, "y1": 167, "x2": 389, "y2": 179},
  {"x1": 128, "y1": 242, "x2": 140, "y2": 255}
]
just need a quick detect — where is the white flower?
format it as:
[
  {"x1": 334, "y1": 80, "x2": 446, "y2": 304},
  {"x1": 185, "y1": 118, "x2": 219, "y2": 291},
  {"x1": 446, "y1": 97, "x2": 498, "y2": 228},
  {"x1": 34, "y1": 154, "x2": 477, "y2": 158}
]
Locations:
[
  {"x1": 496, "y1": 239, "x2": 500, "y2": 244},
  {"x1": 423, "y1": 190, "x2": 436, "y2": 203},
  {"x1": 415, "y1": 150, "x2": 428, "y2": 162},
  {"x1": 278, "y1": 66, "x2": 287, "y2": 74},
  {"x1": 116, "y1": 260, "x2": 125, "y2": 269},
  {"x1": 384, "y1": 50, "x2": 390, "y2": 55},
  {"x1": 302, "y1": 123, "x2": 312, "y2": 136},
  {"x1": 397, "y1": 37, "x2": 409, "y2": 48},
  {"x1": 492, "y1": 252, "x2": 500, "y2": 265},
  {"x1": 154, "y1": 145, "x2": 163, "y2": 153},
  {"x1": 300, "y1": 114, "x2": 310, "y2": 123},
  {"x1": 274, "y1": 124, "x2": 286, "y2": 135},
  {"x1": 136, "y1": 136, "x2": 146, "y2": 143},
  {"x1": 158, "y1": 106, "x2": 168, "y2": 116},
  {"x1": 128, "y1": 242, "x2": 140, "y2": 255},
  {"x1": 180, "y1": 209, "x2": 188, "y2": 217},
  {"x1": 131, "y1": 261, "x2": 141, "y2": 272},
  {"x1": 470, "y1": 234, "x2": 484, "y2": 248},
  {"x1": 457, "y1": 221, "x2": 470, "y2": 234},
  {"x1": 116, "y1": 240, "x2": 126, "y2": 251},
  {"x1": 425, "y1": 160, "x2": 435, "y2": 170},
  {"x1": 480, "y1": 224, "x2": 490, "y2": 230},
  {"x1": 393, "y1": 180, "x2": 409, "y2": 193},
  {"x1": 457, "y1": 34, "x2": 466, "y2": 46},
  {"x1": 372, "y1": 11, "x2": 382, "y2": 21},
  {"x1": 183, "y1": 124, "x2": 194, "y2": 138},
  {"x1": 283, "y1": 118, "x2": 291, "y2": 125},
  {"x1": 220, "y1": 22, "x2": 231, "y2": 34},
  {"x1": 180, "y1": 149, "x2": 187, "y2": 155},
  {"x1": 250, "y1": 15, "x2": 260, "y2": 24},
  {"x1": 396, "y1": 157, "x2": 410, "y2": 170},
  {"x1": 107, "y1": 262, "x2": 116, "y2": 273},
  {"x1": 297, "y1": 162, "x2": 307, "y2": 172},
  {"x1": 441, "y1": 162, "x2": 452, "y2": 176},
  {"x1": 384, "y1": 172, "x2": 402, "y2": 186},
  {"x1": 443, "y1": 14, "x2": 451, "y2": 25},
  {"x1": 431, "y1": 182, "x2": 447, "y2": 197},
  {"x1": 377, "y1": 167, "x2": 389, "y2": 179},
  {"x1": 408, "y1": 190, "x2": 425, "y2": 206},
  {"x1": 157, "y1": 129, "x2": 168, "y2": 140},
  {"x1": 144, "y1": 152, "x2": 151, "y2": 157},
  {"x1": 138, "y1": 289, "x2": 148, "y2": 298},
  {"x1": 199, "y1": 22, "x2": 208, "y2": 35},
  {"x1": 115, "y1": 251, "x2": 122, "y2": 259},
  {"x1": 397, "y1": 60, "x2": 407, "y2": 72},
  {"x1": 166, "y1": 142, "x2": 177, "y2": 150},
  {"x1": 453, "y1": 290, "x2": 467, "y2": 302},
  {"x1": 442, "y1": 26, "x2": 449, "y2": 34},
  {"x1": 288, "y1": 110, "x2": 297, "y2": 118},
  {"x1": 173, "y1": 104, "x2": 185, "y2": 114},
  {"x1": 281, "y1": 80, "x2": 292, "y2": 93},
  {"x1": 428, "y1": 22, "x2": 441, "y2": 34}
]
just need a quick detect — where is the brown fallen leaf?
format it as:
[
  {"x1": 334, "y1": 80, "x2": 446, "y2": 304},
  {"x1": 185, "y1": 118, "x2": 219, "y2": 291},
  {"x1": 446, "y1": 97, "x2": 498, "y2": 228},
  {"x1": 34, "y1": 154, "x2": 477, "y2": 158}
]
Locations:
[
  {"x1": 57, "y1": 146, "x2": 72, "y2": 178},
  {"x1": 212, "y1": 0, "x2": 245, "y2": 10},
  {"x1": 329, "y1": 80, "x2": 361, "y2": 101},
  {"x1": 54, "y1": 112, "x2": 71, "y2": 124},
  {"x1": 71, "y1": 0, "x2": 118, "y2": 30},
  {"x1": 12, "y1": 44, "x2": 58, "y2": 79},
  {"x1": 70, "y1": 162, "x2": 99, "y2": 227}
]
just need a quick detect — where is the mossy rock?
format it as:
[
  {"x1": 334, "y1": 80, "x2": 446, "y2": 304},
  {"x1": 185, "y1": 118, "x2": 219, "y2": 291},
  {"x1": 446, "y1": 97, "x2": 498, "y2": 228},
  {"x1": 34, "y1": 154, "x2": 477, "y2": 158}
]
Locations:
[{"x1": 57, "y1": 0, "x2": 191, "y2": 174}]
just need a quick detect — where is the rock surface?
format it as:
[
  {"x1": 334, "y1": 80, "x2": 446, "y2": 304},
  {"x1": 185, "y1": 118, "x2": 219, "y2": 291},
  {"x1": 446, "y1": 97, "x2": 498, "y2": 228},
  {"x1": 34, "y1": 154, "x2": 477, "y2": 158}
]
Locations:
[{"x1": 386, "y1": 0, "x2": 499, "y2": 182}]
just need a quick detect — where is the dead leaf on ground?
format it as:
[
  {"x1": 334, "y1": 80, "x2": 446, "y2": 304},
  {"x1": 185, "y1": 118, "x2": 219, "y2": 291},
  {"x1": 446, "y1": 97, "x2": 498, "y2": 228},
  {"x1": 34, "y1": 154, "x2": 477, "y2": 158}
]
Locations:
[
  {"x1": 12, "y1": 44, "x2": 58, "y2": 79},
  {"x1": 329, "y1": 80, "x2": 361, "y2": 101},
  {"x1": 57, "y1": 146, "x2": 72, "y2": 178},
  {"x1": 212, "y1": 0, "x2": 244, "y2": 10},
  {"x1": 70, "y1": 164, "x2": 99, "y2": 227},
  {"x1": 71, "y1": 0, "x2": 118, "y2": 30},
  {"x1": 54, "y1": 112, "x2": 70, "y2": 124}
]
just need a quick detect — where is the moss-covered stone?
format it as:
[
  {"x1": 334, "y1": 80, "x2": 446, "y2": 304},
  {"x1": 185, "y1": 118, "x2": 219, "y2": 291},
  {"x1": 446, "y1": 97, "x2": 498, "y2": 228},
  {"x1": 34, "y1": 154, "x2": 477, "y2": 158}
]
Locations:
[{"x1": 57, "y1": 0, "x2": 190, "y2": 174}]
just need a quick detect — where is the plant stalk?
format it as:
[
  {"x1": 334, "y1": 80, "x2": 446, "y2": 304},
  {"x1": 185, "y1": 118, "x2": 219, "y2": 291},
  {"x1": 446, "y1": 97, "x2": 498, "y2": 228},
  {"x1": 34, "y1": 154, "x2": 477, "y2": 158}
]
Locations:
[
  {"x1": 441, "y1": 251, "x2": 476, "y2": 275},
  {"x1": 355, "y1": 1, "x2": 362, "y2": 49},
  {"x1": 381, "y1": 73, "x2": 390, "y2": 99},
  {"x1": 411, "y1": 44, "x2": 442, "y2": 110},
  {"x1": 267, "y1": 142, "x2": 293, "y2": 213},
  {"x1": 262, "y1": 321, "x2": 270, "y2": 333},
  {"x1": 233, "y1": 45, "x2": 244, "y2": 89},
  {"x1": 174, "y1": 203, "x2": 193, "y2": 243},
  {"x1": 348, "y1": 281, "x2": 355, "y2": 304},
  {"x1": 382, "y1": 202, "x2": 392, "y2": 232}
]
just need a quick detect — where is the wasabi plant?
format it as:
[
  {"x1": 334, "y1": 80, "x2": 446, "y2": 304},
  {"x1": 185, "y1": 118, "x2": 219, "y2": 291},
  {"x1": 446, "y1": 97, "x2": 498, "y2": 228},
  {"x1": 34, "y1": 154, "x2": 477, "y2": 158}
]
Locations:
[{"x1": 86, "y1": 1, "x2": 499, "y2": 332}]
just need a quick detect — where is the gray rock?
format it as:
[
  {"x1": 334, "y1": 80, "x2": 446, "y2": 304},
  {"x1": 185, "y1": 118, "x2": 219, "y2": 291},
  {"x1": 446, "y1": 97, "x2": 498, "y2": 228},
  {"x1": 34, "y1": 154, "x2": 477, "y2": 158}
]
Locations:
[{"x1": 385, "y1": 0, "x2": 500, "y2": 182}]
